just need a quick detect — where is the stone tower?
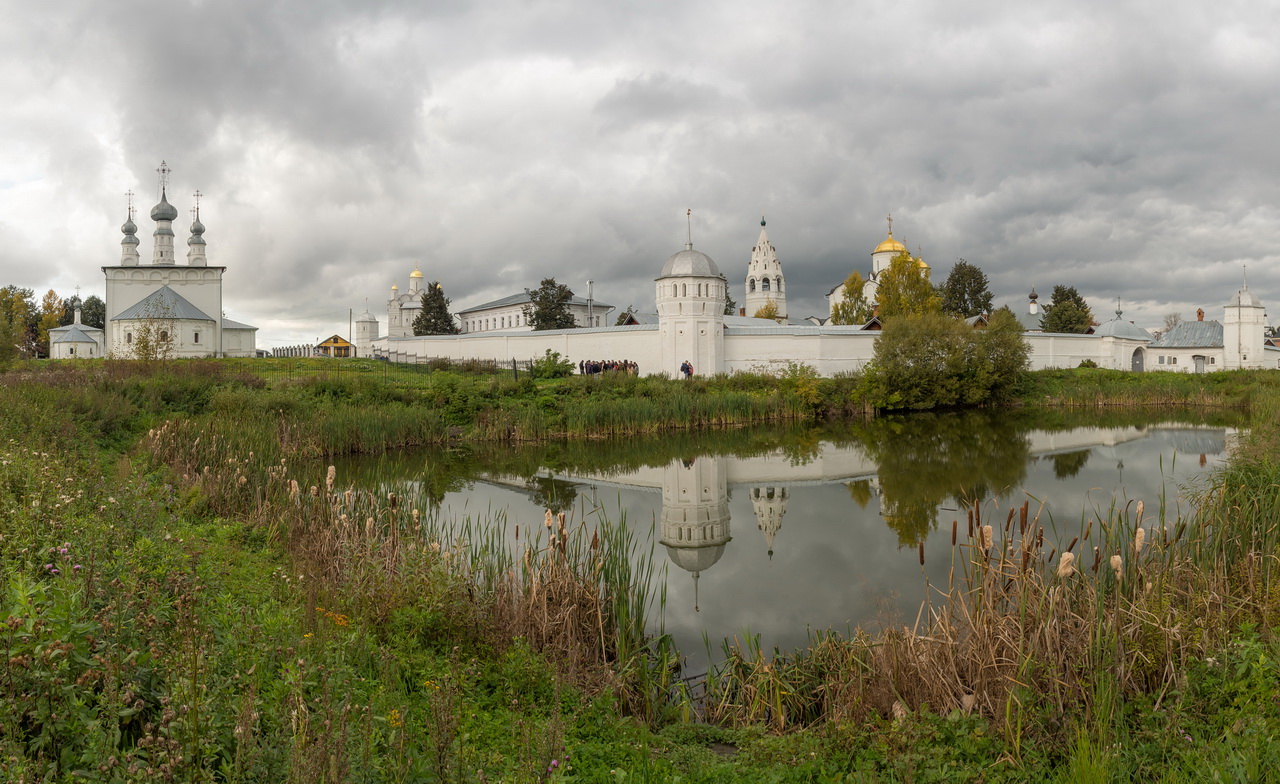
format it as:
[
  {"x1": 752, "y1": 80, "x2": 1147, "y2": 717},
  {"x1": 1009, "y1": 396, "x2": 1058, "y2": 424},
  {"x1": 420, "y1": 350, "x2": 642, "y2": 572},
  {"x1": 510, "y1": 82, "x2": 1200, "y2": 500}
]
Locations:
[
  {"x1": 1223, "y1": 279, "x2": 1266, "y2": 370},
  {"x1": 744, "y1": 217, "x2": 786, "y2": 319},
  {"x1": 656, "y1": 216, "x2": 727, "y2": 377}
]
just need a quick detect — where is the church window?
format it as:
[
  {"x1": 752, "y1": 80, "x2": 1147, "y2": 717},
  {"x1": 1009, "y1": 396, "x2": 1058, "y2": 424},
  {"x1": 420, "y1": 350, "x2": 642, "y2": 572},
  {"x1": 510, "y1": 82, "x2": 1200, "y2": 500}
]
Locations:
[
  {"x1": 697, "y1": 283, "x2": 702, "y2": 297},
  {"x1": 69, "y1": 347, "x2": 75, "y2": 356},
  {"x1": 776, "y1": 276, "x2": 783, "y2": 291},
  {"x1": 193, "y1": 332, "x2": 200, "y2": 344},
  {"x1": 126, "y1": 332, "x2": 133, "y2": 344},
  {"x1": 749, "y1": 279, "x2": 756, "y2": 293},
  {"x1": 1158, "y1": 355, "x2": 1165, "y2": 364},
  {"x1": 159, "y1": 330, "x2": 169, "y2": 343},
  {"x1": 682, "y1": 283, "x2": 687, "y2": 297},
  {"x1": 1210, "y1": 357, "x2": 1216, "y2": 364},
  {"x1": 762, "y1": 278, "x2": 770, "y2": 291},
  {"x1": 1170, "y1": 356, "x2": 1177, "y2": 365}
]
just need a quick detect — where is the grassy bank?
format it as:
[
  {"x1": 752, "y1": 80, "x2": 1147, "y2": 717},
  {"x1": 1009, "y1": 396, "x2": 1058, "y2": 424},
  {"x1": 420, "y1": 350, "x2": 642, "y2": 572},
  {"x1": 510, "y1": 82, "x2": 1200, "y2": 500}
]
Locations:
[{"x1": 3, "y1": 360, "x2": 1280, "y2": 780}]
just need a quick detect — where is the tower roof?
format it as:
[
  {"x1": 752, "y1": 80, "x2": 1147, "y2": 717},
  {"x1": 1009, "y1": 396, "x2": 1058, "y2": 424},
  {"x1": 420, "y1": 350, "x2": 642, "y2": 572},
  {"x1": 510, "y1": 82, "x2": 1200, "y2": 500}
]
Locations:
[
  {"x1": 410, "y1": 267, "x2": 424, "y2": 279},
  {"x1": 658, "y1": 248, "x2": 724, "y2": 279},
  {"x1": 1230, "y1": 287, "x2": 1262, "y2": 308},
  {"x1": 150, "y1": 188, "x2": 179, "y2": 222},
  {"x1": 874, "y1": 233, "x2": 907, "y2": 255}
]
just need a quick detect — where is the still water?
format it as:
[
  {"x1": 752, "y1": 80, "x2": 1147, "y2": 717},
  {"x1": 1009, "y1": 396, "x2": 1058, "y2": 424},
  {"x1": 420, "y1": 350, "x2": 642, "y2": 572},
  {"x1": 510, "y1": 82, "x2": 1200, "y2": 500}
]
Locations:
[{"x1": 332, "y1": 408, "x2": 1242, "y2": 664}]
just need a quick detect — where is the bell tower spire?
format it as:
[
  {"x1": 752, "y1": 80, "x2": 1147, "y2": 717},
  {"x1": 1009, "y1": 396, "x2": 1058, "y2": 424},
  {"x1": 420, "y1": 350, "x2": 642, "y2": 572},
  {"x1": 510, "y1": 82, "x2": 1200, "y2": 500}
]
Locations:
[{"x1": 149, "y1": 160, "x2": 179, "y2": 265}]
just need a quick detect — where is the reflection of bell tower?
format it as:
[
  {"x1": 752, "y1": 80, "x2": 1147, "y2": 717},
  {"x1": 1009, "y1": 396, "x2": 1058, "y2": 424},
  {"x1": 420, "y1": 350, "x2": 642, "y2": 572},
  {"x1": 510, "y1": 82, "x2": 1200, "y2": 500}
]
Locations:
[
  {"x1": 659, "y1": 457, "x2": 731, "y2": 612},
  {"x1": 750, "y1": 486, "x2": 788, "y2": 559}
]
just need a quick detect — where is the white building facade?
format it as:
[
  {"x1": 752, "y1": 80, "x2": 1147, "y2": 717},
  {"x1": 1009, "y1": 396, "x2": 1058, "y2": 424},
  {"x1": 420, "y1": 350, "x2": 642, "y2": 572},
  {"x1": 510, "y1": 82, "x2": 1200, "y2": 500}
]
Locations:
[{"x1": 102, "y1": 165, "x2": 256, "y2": 358}]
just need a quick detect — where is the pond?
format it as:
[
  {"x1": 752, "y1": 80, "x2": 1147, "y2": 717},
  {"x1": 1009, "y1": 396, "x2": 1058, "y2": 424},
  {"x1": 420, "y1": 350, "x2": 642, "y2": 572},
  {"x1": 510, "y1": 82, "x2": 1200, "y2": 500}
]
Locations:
[{"x1": 331, "y1": 407, "x2": 1243, "y2": 669}]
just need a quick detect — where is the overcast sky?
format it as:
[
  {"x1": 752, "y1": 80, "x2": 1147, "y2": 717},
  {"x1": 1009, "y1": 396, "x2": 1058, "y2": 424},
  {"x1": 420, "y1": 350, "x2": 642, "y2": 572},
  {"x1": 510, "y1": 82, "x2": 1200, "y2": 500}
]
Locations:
[{"x1": 3, "y1": 0, "x2": 1278, "y2": 345}]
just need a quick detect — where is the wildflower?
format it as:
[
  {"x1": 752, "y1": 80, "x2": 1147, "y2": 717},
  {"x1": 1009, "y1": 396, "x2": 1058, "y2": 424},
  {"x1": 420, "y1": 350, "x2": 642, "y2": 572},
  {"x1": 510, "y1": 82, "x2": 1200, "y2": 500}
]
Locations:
[
  {"x1": 388, "y1": 709, "x2": 403, "y2": 728},
  {"x1": 303, "y1": 633, "x2": 312, "y2": 639},
  {"x1": 1110, "y1": 555, "x2": 1123, "y2": 581},
  {"x1": 73, "y1": 564, "x2": 82, "y2": 571},
  {"x1": 1056, "y1": 551, "x2": 1076, "y2": 579}
]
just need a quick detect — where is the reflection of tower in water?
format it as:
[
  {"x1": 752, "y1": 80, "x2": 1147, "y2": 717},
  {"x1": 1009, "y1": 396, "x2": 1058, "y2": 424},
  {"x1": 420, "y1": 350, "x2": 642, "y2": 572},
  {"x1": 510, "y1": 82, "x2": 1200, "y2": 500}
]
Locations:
[
  {"x1": 750, "y1": 486, "x2": 788, "y2": 559},
  {"x1": 658, "y1": 457, "x2": 731, "y2": 612}
]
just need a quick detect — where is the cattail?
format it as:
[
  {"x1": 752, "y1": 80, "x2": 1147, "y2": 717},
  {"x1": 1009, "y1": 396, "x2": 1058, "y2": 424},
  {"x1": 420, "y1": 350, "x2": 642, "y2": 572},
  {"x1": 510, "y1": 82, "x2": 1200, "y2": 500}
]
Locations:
[
  {"x1": 951, "y1": 520, "x2": 957, "y2": 547},
  {"x1": 981, "y1": 525, "x2": 993, "y2": 551},
  {"x1": 967, "y1": 509, "x2": 974, "y2": 539},
  {"x1": 1110, "y1": 555, "x2": 1123, "y2": 581},
  {"x1": 1004, "y1": 508, "x2": 1015, "y2": 535},
  {"x1": 960, "y1": 694, "x2": 976, "y2": 714},
  {"x1": 1019, "y1": 501, "x2": 1028, "y2": 535},
  {"x1": 1135, "y1": 500, "x2": 1144, "y2": 525},
  {"x1": 1134, "y1": 527, "x2": 1145, "y2": 556},
  {"x1": 326, "y1": 465, "x2": 336, "y2": 491},
  {"x1": 289, "y1": 480, "x2": 299, "y2": 500},
  {"x1": 1083, "y1": 519, "x2": 1093, "y2": 541},
  {"x1": 892, "y1": 701, "x2": 907, "y2": 721},
  {"x1": 1056, "y1": 551, "x2": 1076, "y2": 579},
  {"x1": 1065, "y1": 536, "x2": 1078, "y2": 553},
  {"x1": 918, "y1": 540, "x2": 925, "y2": 566},
  {"x1": 544, "y1": 510, "x2": 553, "y2": 529}
]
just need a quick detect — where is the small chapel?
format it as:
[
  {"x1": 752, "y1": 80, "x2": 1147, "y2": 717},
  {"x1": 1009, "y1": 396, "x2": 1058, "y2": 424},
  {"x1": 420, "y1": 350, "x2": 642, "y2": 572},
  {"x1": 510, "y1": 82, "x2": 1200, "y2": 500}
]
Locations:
[{"x1": 103, "y1": 162, "x2": 257, "y2": 358}]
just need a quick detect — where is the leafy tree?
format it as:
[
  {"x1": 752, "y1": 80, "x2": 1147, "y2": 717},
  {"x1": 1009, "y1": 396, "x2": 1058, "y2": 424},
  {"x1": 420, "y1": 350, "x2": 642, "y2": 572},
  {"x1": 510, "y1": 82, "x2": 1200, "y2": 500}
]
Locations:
[
  {"x1": 753, "y1": 299, "x2": 782, "y2": 321},
  {"x1": 412, "y1": 281, "x2": 459, "y2": 335},
  {"x1": 0, "y1": 313, "x2": 20, "y2": 368},
  {"x1": 875, "y1": 251, "x2": 940, "y2": 320},
  {"x1": 1040, "y1": 285, "x2": 1093, "y2": 333},
  {"x1": 81, "y1": 295, "x2": 106, "y2": 329},
  {"x1": 522, "y1": 278, "x2": 577, "y2": 330},
  {"x1": 724, "y1": 289, "x2": 737, "y2": 316},
  {"x1": 939, "y1": 259, "x2": 993, "y2": 318},
  {"x1": 830, "y1": 271, "x2": 873, "y2": 325},
  {"x1": 615, "y1": 308, "x2": 634, "y2": 326},
  {"x1": 0, "y1": 286, "x2": 37, "y2": 357},
  {"x1": 861, "y1": 309, "x2": 1029, "y2": 411},
  {"x1": 37, "y1": 289, "x2": 62, "y2": 357}
]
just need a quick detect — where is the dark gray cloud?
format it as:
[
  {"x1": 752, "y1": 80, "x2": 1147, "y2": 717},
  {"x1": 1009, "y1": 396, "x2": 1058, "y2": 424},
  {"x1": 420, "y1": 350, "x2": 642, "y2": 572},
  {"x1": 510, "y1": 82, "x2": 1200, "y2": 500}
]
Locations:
[{"x1": 2, "y1": 0, "x2": 1278, "y2": 343}]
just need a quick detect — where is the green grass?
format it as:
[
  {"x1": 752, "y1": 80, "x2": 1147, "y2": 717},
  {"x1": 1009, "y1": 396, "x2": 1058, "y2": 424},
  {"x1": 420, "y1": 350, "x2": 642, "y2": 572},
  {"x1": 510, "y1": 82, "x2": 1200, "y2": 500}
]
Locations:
[{"x1": 4, "y1": 359, "x2": 1280, "y2": 780}]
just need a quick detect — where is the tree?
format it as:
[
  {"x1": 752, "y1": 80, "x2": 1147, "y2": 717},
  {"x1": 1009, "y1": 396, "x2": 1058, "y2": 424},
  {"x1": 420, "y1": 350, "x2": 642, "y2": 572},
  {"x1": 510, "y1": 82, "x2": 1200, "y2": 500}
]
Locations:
[
  {"x1": 861, "y1": 308, "x2": 1029, "y2": 411},
  {"x1": 0, "y1": 286, "x2": 37, "y2": 357},
  {"x1": 412, "y1": 281, "x2": 459, "y2": 335},
  {"x1": 830, "y1": 271, "x2": 873, "y2": 325},
  {"x1": 1163, "y1": 312, "x2": 1183, "y2": 333},
  {"x1": 753, "y1": 299, "x2": 782, "y2": 322},
  {"x1": 1039, "y1": 285, "x2": 1093, "y2": 333},
  {"x1": 81, "y1": 295, "x2": 106, "y2": 329},
  {"x1": 939, "y1": 259, "x2": 993, "y2": 318},
  {"x1": 875, "y1": 251, "x2": 940, "y2": 320},
  {"x1": 724, "y1": 288, "x2": 737, "y2": 316},
  {"x1": 522, "y1": 278, "x2": 577, "y2": 330},
  {"x1": 0, "y1": 312, "x2": 20, "y2": 368},
  {"x1": 37, "y1": 289, "x2": 62, "y2": 357}
]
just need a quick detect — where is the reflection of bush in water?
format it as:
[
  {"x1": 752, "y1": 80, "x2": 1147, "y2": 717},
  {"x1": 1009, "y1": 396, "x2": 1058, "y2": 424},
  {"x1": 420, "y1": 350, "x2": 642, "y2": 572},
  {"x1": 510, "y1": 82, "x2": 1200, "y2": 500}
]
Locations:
[
  {"x1": 1050, "y1": 449, "x2": 1091, "y2": 479},
  {"x1": 527, "y1": 476, "x2": 578, "y2": 513},
  {"x1": 850, "y1": 410, "x2": 1032, "y2": 547}
]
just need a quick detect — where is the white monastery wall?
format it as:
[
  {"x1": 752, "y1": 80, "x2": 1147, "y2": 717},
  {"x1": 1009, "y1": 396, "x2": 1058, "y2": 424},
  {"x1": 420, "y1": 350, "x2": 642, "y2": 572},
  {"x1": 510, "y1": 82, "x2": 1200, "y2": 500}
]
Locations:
[{"x1": 723, "y1": 330, "x2": 880, "y2": 376}]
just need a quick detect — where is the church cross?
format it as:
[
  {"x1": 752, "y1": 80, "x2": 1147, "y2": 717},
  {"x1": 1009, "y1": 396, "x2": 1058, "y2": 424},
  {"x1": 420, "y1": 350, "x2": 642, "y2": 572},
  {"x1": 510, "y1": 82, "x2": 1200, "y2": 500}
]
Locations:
[
  {"x1": 886, "y1": 213, "x2": 893, "y2": 235},
  {"x1": 156, "y1": 160, "x2": 170, "y2": 197},
  {"x1": 192, "y1": 189, "x2": 202, "y2": 219},
  {"x1": 125, "y1": 190, "x2": 135, "y2": 221}
]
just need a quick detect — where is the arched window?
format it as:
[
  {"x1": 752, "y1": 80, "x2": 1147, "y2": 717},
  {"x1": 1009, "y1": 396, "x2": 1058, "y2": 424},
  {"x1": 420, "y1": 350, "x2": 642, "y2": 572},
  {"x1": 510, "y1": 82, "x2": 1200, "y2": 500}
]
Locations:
[
  {"x1": 682, "y1": 283, "x2": 687, "y2": 297},
  {"x1": 126, "y1": 333, "x2": 133, "y2": 344},
  {"x1": 776, "y1": 277, "x2": 783, "y2": 291},
  {"x1": 749, "y1": 279, "x2": 756, "y2": 293},
  {"x1": 762, "y1": 278, "x2": 771, "y2": 292}
]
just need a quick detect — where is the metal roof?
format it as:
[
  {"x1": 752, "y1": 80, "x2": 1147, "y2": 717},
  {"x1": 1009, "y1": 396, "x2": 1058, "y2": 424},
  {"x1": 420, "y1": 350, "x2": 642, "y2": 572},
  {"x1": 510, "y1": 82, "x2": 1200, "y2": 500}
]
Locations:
[
  {"x1": 222, "y1": 317, "x2": 257, "y2": 331},
  {"x1": 1149, "y1": 320, "x2": 1223, "y2": 348},
  {"x1": 112, "y1": 285, "x2": 215, "y2": 322},
  {"x1": 658, "y1": 248, "x2": 724, "y2": 279},
  {"x1": 457, "y1": 291, "x2": 615, "y2": 315},
  {"x1": 50, "y1": 325, "x2": 100, "y2": 344}
]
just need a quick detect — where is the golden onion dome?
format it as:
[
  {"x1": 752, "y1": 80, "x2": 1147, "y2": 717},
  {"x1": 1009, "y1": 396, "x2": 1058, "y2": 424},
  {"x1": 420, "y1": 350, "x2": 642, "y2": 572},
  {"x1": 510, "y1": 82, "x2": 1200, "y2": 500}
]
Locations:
[
  {"x1": 873, "y1": 233, "x2": 908, "y2": 255},
  {"x1": 410, "y1": 267, "x2": 424, "y2": 279},
  {"x1": 916, "y1": 258, "x2": 930, "y2": 270}
]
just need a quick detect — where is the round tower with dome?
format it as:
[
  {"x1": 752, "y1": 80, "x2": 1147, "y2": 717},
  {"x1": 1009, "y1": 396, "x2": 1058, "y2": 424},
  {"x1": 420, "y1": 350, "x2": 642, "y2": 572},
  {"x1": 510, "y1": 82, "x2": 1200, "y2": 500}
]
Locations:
[
  {"x1": 1223, "y1": 277, "x2": 1266, "y2": 369},
  {"x1": 658, "y1": 456, "x2": 731, "y2": 612},
  {"x1": 656, "y1": 212, "x2": 727, "y2": 377}
]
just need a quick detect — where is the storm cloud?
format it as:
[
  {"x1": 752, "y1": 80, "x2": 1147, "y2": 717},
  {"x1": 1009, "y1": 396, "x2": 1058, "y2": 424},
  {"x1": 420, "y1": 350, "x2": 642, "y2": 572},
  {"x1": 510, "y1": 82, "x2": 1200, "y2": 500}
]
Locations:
[{"x1": 2, "y1": 0, "x2": 1277, "y2": 345}]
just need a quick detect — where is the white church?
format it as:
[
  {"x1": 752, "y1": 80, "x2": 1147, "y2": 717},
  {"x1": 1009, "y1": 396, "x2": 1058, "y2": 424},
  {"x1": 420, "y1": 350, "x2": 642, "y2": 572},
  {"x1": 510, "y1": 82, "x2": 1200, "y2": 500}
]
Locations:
[
  {"x1": 358, "y1": 215, "x2": 1277, "y2": 376},
  {"x1": 94, "y1": 163, "x2": 257, "y2": 359}
]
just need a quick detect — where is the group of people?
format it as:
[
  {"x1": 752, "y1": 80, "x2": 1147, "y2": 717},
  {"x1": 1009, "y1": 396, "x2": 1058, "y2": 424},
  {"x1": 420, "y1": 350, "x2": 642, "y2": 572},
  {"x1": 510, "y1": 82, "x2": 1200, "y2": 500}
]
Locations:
[
  {"x1": 679, "y1": 360, "x2": 695, "y2": 378},
  {"x1": 579, "y1": 359, "x2": 639, "y2": 376}
]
